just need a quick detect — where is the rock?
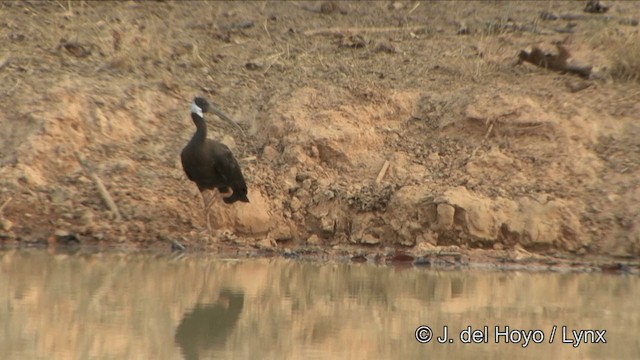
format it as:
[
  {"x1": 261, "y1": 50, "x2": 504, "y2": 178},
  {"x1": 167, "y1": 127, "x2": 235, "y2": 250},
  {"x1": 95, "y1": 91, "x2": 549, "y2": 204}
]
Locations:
[
  {"x1": 292, "y1": 212, "x2": 304, "y2": 222},
  {"x1": 302, "y1": 178, "x2": 313, "y2": 190},
  {"x1": 387, "y1": 252, "x2": 414, "y2": 263},
  {"x1": 435, "y1": 187, "x2": 496, "y2": 241},
  {"x1": 271, "y1": 224, "x2": 293, "y2": 241},
  {"x1": 16, "y1": 164, "x2": 45, "y2": 186},
  {"x1": 338, "y1": 35, "x2": 366, "y2": 49},
  {"x1": 320, "y1": 217, "x2": 335, "y2": 234},
  {"x1": 256, "y1": 238, "x2": 276, "y2": 249},
  {"x1": 390, "y1": 2, "x2": 404, "y2": 10},
  {"x1": 432, "y1": 187, "x2": 584, "y2": 248},
  {"x1": 309, "y1": 145, "x2": 320, "y2": 158},
  {"x1": 54, "y1": 229, "x2": 71, "y2": 237},
  {"x1": 427, "y1": 152, "x2": 441, "y2": 163},
  {"x1": 295, "y1": 170, "x2": 311, "y2": 182},
  {"x1": 282, "y1": 145, "x2": 313, "y2": 164},
  {"x1": 262, "y1": 145, "x2": 279, "y2": 162},
  {"x1": 290, "y1": 197, "x2": 302, "y2": 211},
  {"x1": 361, "y1": 233, "x2": 380, "y2": 245},
  {"x1": 307, "y1": 234, "x2": 321, "y2": 245},
  {"x1": 584, "y1": 0, "x2": 609, "y2": 14},
  {"x1": 435, "y1": 204, "x2": 455, "y2": 230},
  {"x1": 49, "y1": 188, "x2": 69, "y2": 205},
  {"x1": 79, "y1": 210, "x2": 94, "y2": 226},
  {"x1": 284, "y1": 167, "x2": 298, "y2": 192},
  {"x1": 0, "y1": 231, "x2": 15, "y2": 239},
  {"x1": 55, "y1": 233, "x2": 80, "y2": 245},
  {"x1": 234, "y1": 193, "x2": 272, "y2": 235},
  {"x1": 22, "y1": 231, "x2": 44, "y2": 243},
  {"x1": 566, "y1": 79, "x2": 592, "y2": 93},
  {"x1": 398, "y1": 236, "x2": 415, "y2": 247},
  {"x1": 245, "y1": 60, "x2": 265, "y2": 70},
  {"x1": 295, "y1": 188, "x2": 311, "y2": 200},
  {"x1": 283, "y1": 248, "x2": 296, "y2": 258},
  {"x1": 415, "y1": 239, "x2": 436, "y2": 251},
  {"x1": 348, "y1": 234, "x2": 358, "y2": 244}
]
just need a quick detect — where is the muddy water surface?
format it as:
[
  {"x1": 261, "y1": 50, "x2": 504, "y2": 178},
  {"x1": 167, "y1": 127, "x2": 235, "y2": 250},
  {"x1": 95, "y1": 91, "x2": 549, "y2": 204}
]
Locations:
[{"x1": 0, "y1": 249, "x2": 637, "y2": 359}]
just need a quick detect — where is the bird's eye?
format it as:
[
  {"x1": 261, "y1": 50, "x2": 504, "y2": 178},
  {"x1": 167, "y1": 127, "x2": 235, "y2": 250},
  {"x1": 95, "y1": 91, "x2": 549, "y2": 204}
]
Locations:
[{"x1": 193, "y1": 97, "x2": 209, "y2": 113}]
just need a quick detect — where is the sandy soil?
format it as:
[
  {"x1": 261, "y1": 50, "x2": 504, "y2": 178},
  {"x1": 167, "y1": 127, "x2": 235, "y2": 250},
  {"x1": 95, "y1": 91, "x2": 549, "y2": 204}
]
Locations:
[{"x1": 0, "y1": 1, "x2": 639, "y2": 270}]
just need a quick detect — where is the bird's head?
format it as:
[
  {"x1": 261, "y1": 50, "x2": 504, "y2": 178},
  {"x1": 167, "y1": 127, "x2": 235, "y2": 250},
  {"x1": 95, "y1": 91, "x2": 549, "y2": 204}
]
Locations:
[{"x1": 191, "y1": 97, "x2": 210, "y2": 118}]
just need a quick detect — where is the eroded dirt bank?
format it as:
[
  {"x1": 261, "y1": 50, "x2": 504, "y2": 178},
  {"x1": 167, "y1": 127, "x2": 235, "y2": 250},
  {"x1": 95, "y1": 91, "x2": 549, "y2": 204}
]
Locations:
[{"x1": 0, "y1": 1, "x2": 639, "y2": 270}]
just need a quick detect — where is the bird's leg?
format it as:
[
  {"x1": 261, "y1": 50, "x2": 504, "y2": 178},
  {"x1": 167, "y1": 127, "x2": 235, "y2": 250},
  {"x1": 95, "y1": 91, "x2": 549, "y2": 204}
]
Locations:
[
  {"x1": 205, "y1": 188, "x2": 233, "y2": 211},
  {"x1": 199, "y1": 190, "x2": 214, "y2": 234},
  {"x1": 201, "y1": 190, "x2": 216, "y2": 213}
]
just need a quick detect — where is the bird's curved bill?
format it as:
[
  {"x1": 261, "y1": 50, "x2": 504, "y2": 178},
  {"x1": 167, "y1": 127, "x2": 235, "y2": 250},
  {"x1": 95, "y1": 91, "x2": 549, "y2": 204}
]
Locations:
[{"x1": 209, "y1": 104, "x2": 246, "y2": 137}]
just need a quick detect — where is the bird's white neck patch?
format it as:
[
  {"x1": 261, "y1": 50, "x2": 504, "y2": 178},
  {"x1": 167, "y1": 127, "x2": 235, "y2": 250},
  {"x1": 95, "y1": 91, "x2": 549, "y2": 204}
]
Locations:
[{"x1": 191, "y1": 101, "x2": 203, "y2": 118}]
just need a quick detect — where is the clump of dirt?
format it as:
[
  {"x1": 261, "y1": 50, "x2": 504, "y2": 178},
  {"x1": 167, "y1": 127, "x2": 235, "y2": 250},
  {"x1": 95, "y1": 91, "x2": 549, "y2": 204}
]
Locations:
[{"x1": 0, "y1": 1, "x2": 639, "y2": 265}]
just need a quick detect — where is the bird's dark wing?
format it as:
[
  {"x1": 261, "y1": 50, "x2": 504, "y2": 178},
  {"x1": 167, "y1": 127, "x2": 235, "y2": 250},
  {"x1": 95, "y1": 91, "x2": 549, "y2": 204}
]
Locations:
[
  {"x1": 180, "y1": 149, "x2": 196, "y2": 182},
  {"x1": 210, "y1": 143, "x2": 247, "y2": 189}
]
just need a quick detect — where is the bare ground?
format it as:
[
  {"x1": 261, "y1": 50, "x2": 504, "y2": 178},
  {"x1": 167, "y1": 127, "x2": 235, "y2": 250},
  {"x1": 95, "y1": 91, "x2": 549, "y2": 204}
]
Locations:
[{"x1": 1, "y1": 1, "x2": 639, "y2": 271}]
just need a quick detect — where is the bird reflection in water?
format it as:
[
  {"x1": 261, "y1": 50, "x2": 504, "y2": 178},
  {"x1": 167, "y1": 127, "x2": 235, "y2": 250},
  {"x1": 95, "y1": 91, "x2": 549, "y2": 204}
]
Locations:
[{"x1": 174, "y1": 288, "x2": 245, "y2": 360}]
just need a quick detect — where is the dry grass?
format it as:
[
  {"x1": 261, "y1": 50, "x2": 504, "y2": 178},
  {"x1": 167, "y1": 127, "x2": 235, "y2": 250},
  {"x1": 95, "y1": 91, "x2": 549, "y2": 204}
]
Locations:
[
  {"x1": 583, "y1": 13, "x2": 640, "y2": 83},
  {"x1": 606, "y1": 35, "x2": 640, "y2": 83}
]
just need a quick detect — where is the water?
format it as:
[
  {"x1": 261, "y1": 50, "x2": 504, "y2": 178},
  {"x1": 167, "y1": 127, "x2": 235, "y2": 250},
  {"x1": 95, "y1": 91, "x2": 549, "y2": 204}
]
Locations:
[{"x1": 0, "y1": 249, "x2": 638, "y2": 359}]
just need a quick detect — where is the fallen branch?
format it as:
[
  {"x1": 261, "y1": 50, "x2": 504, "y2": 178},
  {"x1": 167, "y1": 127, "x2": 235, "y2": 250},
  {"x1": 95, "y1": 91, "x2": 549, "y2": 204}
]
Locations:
[
  {"x1": 517, "y1": 44, "x2": 592, "y2": 78},
  {"x1": 375, "y1": 160, "x2": 390, "y2": 184},
  {"x1": 74, "y1": 152, "x2": 122, "y2": 221},
  {"x1": 303, "y1": 25, "x2": 427, "y2": 36}
]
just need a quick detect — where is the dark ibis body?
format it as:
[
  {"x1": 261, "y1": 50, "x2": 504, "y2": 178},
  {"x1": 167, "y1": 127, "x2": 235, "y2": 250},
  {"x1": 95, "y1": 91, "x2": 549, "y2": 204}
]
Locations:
[{"x1": 181, "y1": 97, "x2": 249, "y2": 232}]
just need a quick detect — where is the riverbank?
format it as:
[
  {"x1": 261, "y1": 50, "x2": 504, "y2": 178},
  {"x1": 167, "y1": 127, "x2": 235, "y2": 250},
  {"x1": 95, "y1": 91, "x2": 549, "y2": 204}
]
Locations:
[{"x1": 1, "y1": 1, "x2": 639, "y2": 269}]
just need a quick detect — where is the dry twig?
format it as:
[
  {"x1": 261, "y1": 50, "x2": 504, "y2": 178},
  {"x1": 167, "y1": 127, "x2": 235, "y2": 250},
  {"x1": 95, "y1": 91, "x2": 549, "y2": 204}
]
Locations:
[
  {"x1": 375, "y1": 160, "x2": 390, "y2": 184},
  {"x1": 74, "y1": 152, "x2": 123, "y2": 221}
]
